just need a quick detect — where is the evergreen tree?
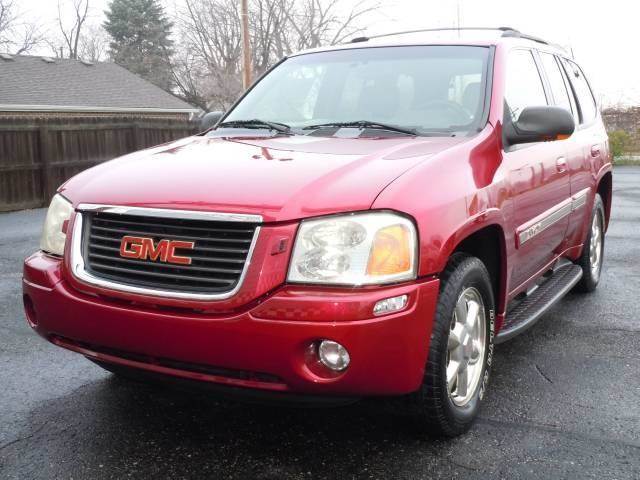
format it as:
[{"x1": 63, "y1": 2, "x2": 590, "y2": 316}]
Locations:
[{"x1": 103, "y1": 0, "x2": 174, "y2": 91}]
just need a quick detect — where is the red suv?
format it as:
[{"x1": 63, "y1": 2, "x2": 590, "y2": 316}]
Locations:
[{"x1": 23, "y1": 28, "x2": 612, "y2": 436}]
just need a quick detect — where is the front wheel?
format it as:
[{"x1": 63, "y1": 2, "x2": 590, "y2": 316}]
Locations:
[{"x1": 405, "y1": 253, "x2": 495, "y2": 437}]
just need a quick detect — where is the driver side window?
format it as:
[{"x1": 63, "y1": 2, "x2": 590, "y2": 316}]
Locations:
[{"x1": 505, "y1": 50, "x2": 548, "y2": 122}]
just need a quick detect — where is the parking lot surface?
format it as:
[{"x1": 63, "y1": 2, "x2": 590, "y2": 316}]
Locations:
[{"x1": 1, "y1": 167, "x2": 638, "y2": 479}]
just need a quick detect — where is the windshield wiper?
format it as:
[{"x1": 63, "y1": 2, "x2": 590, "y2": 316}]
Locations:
[
  {"x1": 302, "y1": 120, "x2": 417, "y2": 136},
  {"x1": 217, "y1": 119, "x2": 292, "y2": 134}
]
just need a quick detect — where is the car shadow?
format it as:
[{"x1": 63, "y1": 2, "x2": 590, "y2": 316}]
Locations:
[{"x1": 5, "y1": 372, "x2": 459, "y2": 479}]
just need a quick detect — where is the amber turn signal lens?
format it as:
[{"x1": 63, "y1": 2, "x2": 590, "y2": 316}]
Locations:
[{"x1": 366, "y1": 224, "x2": 412, "y2": 276}]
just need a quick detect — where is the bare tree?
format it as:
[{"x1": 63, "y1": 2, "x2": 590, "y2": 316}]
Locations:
[
  {"x1": 282, "y1": 0, "x2": 378, "y2": 50},
  {"x1": 78, "y1": 24, "x2": 108, "y2": 62},
  {"x1": 250, "y1": 0, "x2": 289, "y2": 75},
  {"x1": 0, "y1": 0, "x2": 43, "y2": 54},
  {"x1": 174, "y1": 0, "x2": 243, "y2": 110},
  {"x1": 0, "y1": 0, "x2": 14, "y2": 46},
  {"x1": 172, "y1": 0, "x2": 378, "y2": 111},
  {"x1": 56, "y1": 0, "x2": 90, "y2": 59}
]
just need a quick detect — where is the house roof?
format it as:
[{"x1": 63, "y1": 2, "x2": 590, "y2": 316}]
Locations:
[{"x1": 0, "y1": 54, "x2": 198, "y2": 113}]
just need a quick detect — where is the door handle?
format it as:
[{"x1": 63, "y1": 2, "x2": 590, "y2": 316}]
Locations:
[
  {"x1": 556, "y1": 157, "x2": 567, "y2": 173},
  {"x1": 591, "y1": 144, "x2": 601, "y2": 157}
]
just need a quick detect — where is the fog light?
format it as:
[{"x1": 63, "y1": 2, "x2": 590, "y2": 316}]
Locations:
[
  {"x1": 318, "y1": 340, "x2": 350, "y2": 372},
  {"x1": 373, "y1": 294, "x2": 408, "y2": 316}
]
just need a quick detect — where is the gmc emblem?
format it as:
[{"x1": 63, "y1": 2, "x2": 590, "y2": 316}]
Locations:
[{"x1": 119, "y1": 236, "x2": 195, "y2": 265}]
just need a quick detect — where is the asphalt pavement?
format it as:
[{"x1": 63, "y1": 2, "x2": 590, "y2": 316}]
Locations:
[{"x1": 1, "y1": 167, "x2": 638, "y2": 480}]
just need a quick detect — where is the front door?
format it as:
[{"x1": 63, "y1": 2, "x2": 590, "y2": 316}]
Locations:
[{"x1": 503, "y1": 49, "x2": 571, "y2": 290}]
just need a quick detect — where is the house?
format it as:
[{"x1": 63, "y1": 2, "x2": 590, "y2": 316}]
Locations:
[
  {"x1": 0, "y1": 54, "x2": 200, "y2": 212},
  {"x1": 0, "y1": 54, "x2": 199, "y2": 119}
]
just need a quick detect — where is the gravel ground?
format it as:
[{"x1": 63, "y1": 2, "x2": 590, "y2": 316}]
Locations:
[{"x1": 0, "y1": 167, "x2": 638, "y2": 480}]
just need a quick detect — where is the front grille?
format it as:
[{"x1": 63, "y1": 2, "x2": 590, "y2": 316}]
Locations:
[{"x1": 81, "y1": 211, "x2": 259, "y2": 295}]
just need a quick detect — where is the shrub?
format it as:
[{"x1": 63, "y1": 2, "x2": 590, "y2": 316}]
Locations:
[{"x1": 609, "y1": 130, "x2": 631, "y2": 159}]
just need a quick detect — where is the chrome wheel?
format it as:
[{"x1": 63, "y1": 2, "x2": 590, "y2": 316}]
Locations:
[
  {"x1": 589, "y1": 211, "x2": 603, "y2": 279},
  {"x1": 446, "y1": 287, "x2": 486, "y2": 406}
]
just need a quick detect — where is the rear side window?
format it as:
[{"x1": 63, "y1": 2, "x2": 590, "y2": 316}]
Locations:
[
  {"x1": 504, "y1": 49, "x2": 548, "y2": 122},
  {"x1": 562, "y1": 58, "x2": 597, "y2": 124},
  {"x1": 539, "y1": 53, "x2": 574, "y2": 116}
]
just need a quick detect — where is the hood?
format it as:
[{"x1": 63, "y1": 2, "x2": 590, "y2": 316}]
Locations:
[{"x1": 60, "y1": 134, "x2": 465, "y2": 222}]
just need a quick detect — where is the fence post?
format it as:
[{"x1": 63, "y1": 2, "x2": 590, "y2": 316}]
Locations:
[
  {"x1": 37, "y1": 126, "x2": 54, "y2": 205},
  {"x1": 130, "y1": 123, "x2": 144, "y2": 150}
]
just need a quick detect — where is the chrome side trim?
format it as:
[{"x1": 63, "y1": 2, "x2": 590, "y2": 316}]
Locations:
[
  {"x1": 518, "y1": 201, "x2": 572, "y2": 246},
  {"x1": 69, "y1": 206, "x2": 262, "y2": 301},
  {"x1": 517, "y1": 189, "x2": 591, "y2": 247},
  {"x1": 571, "y1": 188, "x2": 589, "y2": 211},
  {"x1": 77, "y1": 204, "x2": 263, "y2": 224}
]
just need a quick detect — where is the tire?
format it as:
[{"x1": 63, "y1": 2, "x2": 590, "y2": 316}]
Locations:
[
  {"x1": 574, "y1": 194, "x2": 605, "y2": 293},
  {"x1": 403, "y1": 253, "x2": 495, "y2": 437}
]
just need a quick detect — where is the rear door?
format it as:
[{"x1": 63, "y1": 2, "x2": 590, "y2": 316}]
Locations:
[
  {"x1": 557, "y1": 58, "x2": 608, "y2": 242},
  {"x1": 537, "y1": 52, "x2": 588, "y2": 243},
  {"x1": 503, "y1": 49, "x2": 571, "y2": 291}
]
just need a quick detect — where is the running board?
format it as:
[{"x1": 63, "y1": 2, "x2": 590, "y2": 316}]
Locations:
[{"x1": 495, "y1": 260, "x2": 583, "y2": 343}]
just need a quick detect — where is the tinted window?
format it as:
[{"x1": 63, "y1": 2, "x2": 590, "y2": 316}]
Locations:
[
  {"x1": 539, "y1": 53, "x2": 573, "y2": 115},
  {"x1": 504, "y1": 50, "x2": 548, "y2": 122},
  {"x1": 224, "y1": 46, "x2": 490, "y2": 135},
  {"x1": 562, "y1": 59, "x2": 597, "y2": 123},
  {"x1": 556, "y1": 56, "x2": 580, "y2": 123}
]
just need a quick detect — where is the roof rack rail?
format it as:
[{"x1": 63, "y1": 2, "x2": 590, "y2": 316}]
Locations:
[
  {"x1": 349, "y1": 26, "x2": 552, "y2": 47},
  {"x1": 500, "y1": 29, "x2": 548, "y2": 45}
]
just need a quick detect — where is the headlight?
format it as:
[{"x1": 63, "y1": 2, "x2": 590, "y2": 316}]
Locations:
[
  {"x1": 287, "y1": 212, "x2": 418, "y2": 285},
  {"x1": 40, "y1": 194, "x2": 74, "y2": 256}
]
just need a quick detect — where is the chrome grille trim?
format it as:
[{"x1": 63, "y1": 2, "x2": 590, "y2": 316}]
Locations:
[
  {"x1": 76, "y1": 204, "x2": 263, "y2": 223},
  {"x1": 69, "y1": 205, "x2": 262, "y2": 301}
]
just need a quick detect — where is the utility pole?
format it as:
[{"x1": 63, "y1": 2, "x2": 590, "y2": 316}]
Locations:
[{"x1": 240, "y1": 0, "x2": 252, "y2": 89}]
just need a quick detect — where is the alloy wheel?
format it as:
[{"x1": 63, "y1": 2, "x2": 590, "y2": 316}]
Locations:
[
  {"x1": 446, "y1": 287, "x2": 486, "y2": 406},
  {"x1": 590, "y1": 211, "x2": 603, "y2": 279}
]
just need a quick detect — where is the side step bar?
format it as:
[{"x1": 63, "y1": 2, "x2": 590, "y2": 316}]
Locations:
[{"x1": 495, "y1": 260, "x2": 583, "y2": 343}]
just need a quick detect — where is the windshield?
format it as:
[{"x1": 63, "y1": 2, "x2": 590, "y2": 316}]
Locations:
[{"x1": 223, "y1": 45, "x2": 490, "y2": 136}]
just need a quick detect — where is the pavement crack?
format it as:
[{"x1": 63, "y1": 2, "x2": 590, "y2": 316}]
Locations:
[
  {"x1": 446, "y1": 458, "x2": 482, "y2": 472},
  {"x1": 0, "y1": 421, "x2": 48, "y2": 453},
  {"x1": 534, "y1": 363, "x2": 553, "y2": 383},
  {"x1": 600, "y1": 327, "x2": 640, "y2": 334},
  {"x1": 478, "y1": 417, "x2": 640, "y2": 450}
]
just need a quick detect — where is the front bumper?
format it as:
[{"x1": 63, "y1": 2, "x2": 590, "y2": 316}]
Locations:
[{"x1": 23, "y1": 252, "x2": 439, "y2": 397}]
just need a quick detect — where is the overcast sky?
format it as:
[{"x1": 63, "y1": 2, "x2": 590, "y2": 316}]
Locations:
[{"x1": 14, "y1": 0, "x2": 640, "y2": 107}]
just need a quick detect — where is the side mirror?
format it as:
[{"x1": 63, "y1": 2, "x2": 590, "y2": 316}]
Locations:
[
  {"x1": 200, "y1": 111, "x2": 224, "y2": 131},
  {"x1": 505, "y1": 106, "x2": 575, "y2": 147}
]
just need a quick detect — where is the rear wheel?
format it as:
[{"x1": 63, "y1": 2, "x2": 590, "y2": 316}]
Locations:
[
  {"x1": 575, "y1": 194, "x2": 605, "y2": 292},
  {"x1": 405, "y1": 254, "x2": 495, "y2": 437}
]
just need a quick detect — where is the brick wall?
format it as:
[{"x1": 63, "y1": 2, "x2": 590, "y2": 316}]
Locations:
[{"x1": 602, "y1": 107, "x2": 640, "y2": 154}]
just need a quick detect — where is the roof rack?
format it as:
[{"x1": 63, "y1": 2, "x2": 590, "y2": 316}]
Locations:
[
  {"x1": 350, "y1": 27, "x2": 551, "y2": 47},
  {"x1": 500, "y1": 28, "x2": 549, "y2": 45}
]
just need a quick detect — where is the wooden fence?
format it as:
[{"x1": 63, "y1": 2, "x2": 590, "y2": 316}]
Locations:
[{"x1": 0, "y1": 117, "x2": 198, "y2": 212}]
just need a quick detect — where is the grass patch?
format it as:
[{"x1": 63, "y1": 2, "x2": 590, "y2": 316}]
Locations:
[{"x1": 614, "y1": 156, "x2": 640, "y2": 166}]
